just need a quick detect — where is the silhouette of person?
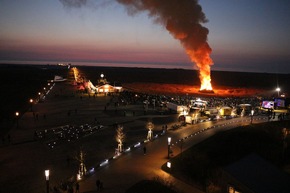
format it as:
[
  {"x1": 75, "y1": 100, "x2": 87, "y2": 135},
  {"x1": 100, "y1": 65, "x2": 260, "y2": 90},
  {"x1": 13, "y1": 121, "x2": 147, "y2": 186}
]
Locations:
[
  {"x1": 143, "y1": 146, "x2": 147, "y2": 155},
  {"x1": 75, "y1": 182, "x2": 79, "y2": 193},
  {"x1": 66, "y1": 156, "x2": 70, "y2": 167},
  {"x1": 96, "y1": 179, "x2": 100, "y2": 191}
]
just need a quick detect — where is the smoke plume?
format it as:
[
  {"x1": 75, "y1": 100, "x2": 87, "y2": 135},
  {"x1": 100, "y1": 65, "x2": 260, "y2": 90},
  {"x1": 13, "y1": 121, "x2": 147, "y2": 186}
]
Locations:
[
  {"x1": 59, "y1": 0, "x2": 214, "y2": 90},
  {"x1": 117, "y1": 0, "x2": 213, "y2": 90}
]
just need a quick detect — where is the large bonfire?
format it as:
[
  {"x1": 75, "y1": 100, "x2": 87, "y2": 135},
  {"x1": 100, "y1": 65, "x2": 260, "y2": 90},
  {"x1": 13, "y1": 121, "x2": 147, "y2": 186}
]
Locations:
[
  {"x1": 117, "y1": 0, "x2": 214, "y2": 91},
  {"x1": 59, "y1": 0, "x2": 215, "y2": 91}
]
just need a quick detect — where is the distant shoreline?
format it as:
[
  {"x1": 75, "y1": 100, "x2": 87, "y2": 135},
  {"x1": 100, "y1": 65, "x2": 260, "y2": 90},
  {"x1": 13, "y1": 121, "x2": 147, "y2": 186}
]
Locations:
[{"x1": 1, "y1": 61, "x2": 290, "y2": 75}]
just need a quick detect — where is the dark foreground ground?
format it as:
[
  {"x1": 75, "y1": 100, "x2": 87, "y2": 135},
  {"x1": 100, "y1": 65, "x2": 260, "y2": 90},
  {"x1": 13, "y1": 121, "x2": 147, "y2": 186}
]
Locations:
[
  {"x1": 162, "y1": 120, "x2": 290, "y2": 192},
  {"x1": 0, "y1": 64, "x2": 290, "y2": 193},
  {"x1": 0, "y1": 64, "x2": 68, "y2": 136}
]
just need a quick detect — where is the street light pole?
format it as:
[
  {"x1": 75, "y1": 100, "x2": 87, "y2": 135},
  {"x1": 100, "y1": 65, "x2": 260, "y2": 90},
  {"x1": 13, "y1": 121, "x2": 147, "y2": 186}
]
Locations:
[
  {"x1": 276, "y1": 87, "x2": 281, "y2": 97},
  {"x1": 45, "y1": 169, "x2": 49, "y2": 193},
  {"x1": 29, "y1": 99, "x2": 33, "y2": 111},
  {"x1": 167, "y1": 137, "x2": 171, "y2": 159},
  {"x1": 251, "y1": 109, "x2": 254, "y2": 124},
  {"x1": 180, "y1": 139, "x2": 183, "y2": 159},
  {"x1": 15, "y1": 112, "x2": 19, "y2": 128}
]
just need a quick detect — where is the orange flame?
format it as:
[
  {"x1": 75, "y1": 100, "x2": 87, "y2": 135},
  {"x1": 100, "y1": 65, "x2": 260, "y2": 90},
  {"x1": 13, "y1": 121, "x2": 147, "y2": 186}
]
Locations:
[
  {"x1": 166, "y1": 19, "x2": 214, "y2": 91},
  {"x1": 186, "y1": 43, "x2": 213, "y2": 91},
  {"x1": 116, "y1": 0, "x2": 214, "y2": 91}
]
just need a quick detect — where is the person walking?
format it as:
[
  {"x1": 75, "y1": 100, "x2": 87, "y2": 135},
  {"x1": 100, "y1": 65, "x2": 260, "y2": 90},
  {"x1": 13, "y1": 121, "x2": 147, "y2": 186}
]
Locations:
[
  {"x1": 66, "y1": 155, "x2": 70, "y2": 167},
  {"x1": 100, "y1": 181, "x2": 103, "y2": 191},
  {"x1": 67, "y1": 184, "x2": 73, "y2": 193},
  {"x1": 96, "y1": 179, "x2": 100, "y2": 191},
  {"x1": 75, "y1": 182, "x2": 80, "y2": 193}
]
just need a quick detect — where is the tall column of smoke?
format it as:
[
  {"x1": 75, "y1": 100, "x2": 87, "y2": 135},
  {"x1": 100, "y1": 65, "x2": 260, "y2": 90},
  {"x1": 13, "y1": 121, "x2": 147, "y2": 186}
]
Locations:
[
  {"x1": 117, "y1": 0, "x2": 213, "y2": 90},
  {"x1": 59, "y1": 0, "x2": 214, "y2": 90}
]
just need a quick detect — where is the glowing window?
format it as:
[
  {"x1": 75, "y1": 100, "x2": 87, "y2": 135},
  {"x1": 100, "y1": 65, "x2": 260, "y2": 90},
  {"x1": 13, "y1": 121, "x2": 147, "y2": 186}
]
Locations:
[
  {"x1": 228, "y1": 186, "x2": 235, "y2": 193},
  {"x1": 228, "y1": 185, "x2": 241, "y2": 193}
]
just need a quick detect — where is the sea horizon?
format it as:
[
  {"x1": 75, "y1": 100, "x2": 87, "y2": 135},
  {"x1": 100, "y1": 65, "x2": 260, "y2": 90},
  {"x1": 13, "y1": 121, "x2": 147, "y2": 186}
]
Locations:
[
  {"x1": 0, "y1": 60, "x2": 289, "y2": 75},
  {"x1": 0, "y1": 60, "x2": 193, "y2": 69}
]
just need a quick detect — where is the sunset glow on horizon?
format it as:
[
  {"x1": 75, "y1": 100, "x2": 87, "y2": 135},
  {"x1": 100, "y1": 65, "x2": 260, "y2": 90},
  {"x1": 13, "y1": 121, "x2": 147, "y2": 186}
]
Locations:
[{"x1": 1, "y1": 0, "x2": 290, "y2": 73}]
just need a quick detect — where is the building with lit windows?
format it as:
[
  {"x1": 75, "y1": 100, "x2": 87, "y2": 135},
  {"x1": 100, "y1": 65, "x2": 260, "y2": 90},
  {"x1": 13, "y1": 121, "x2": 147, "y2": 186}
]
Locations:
[
  {"x1": 95, "y1": 83, "x2": 122, "y2": 93},
  {"x1": 87, "y1": 73, "x2": 122, "y2": 94}
]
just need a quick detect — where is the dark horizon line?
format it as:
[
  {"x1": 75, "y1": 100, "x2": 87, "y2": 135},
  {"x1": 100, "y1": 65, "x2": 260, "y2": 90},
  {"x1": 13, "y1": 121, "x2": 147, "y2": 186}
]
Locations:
[{"x1": 0, "y1": 62, "x2": 289, "y2": 75}]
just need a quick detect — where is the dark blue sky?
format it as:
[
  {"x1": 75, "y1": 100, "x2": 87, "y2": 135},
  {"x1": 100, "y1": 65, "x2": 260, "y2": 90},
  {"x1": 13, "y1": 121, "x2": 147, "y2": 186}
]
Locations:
[{"x1": 0, "y1": 0, "x2": 290, "y2": 73}]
